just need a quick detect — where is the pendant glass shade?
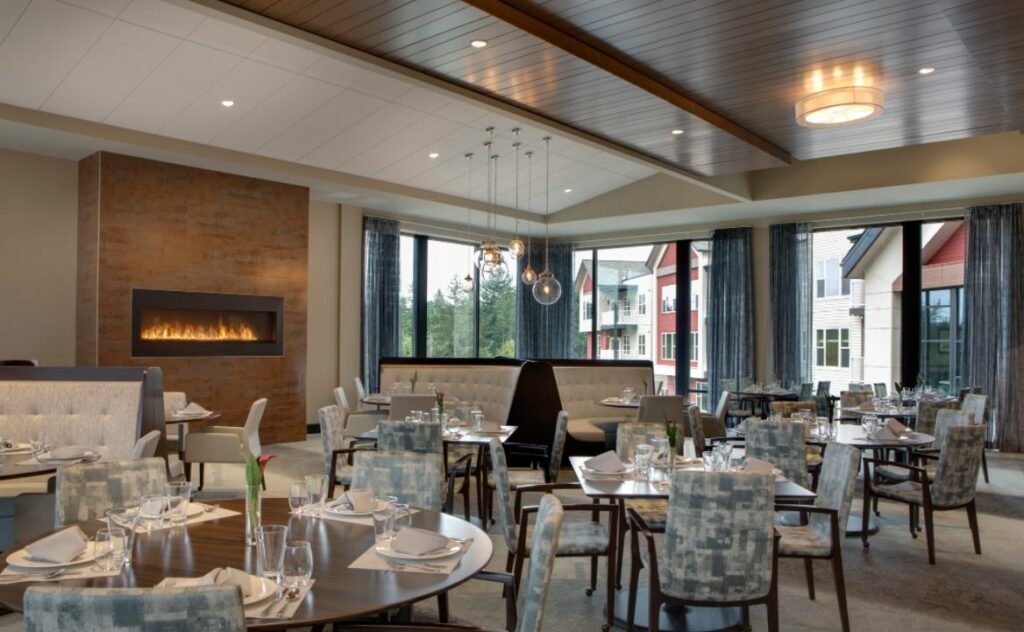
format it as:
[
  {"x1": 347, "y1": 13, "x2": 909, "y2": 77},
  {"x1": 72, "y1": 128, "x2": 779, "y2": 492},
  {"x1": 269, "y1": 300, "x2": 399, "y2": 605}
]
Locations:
[
  {"x1": 461, "y1": 274, "x2": 474, "y2": 292},
  {"x1": 532, "y1": 270, "x2": 562, "y2": 305},
  {"x1": 508, "y1": 237, "x2": 525, "y2": 260},
  {"x1": 474, "y1": 239, "x2": 505, "y2": 270},
  {"x1": 521, "y1": 264, "x2": 538, "y2": 286},
  {"x1": 481, "y1": 258, "x2": 509, "y2": 281}
]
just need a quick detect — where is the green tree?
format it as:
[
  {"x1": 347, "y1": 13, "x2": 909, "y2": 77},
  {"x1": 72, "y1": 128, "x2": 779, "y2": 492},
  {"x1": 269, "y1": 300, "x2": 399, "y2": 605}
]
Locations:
[
  {"x1": 479, "y1": 267, "x2": 516, "y2": 358},
  {"x1": 398, "y1": 288, "x2": 414, "y2": 356},
  {"x1": 427, "y1": 277, "x2": 474, "y2": 357}
]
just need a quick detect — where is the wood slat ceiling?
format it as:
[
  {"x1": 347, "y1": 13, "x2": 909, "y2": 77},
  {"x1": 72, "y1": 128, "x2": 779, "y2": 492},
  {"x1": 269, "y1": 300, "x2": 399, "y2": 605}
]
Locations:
[{"x1": 220, "y1": 0, "x2": 1021, "y2": 175}]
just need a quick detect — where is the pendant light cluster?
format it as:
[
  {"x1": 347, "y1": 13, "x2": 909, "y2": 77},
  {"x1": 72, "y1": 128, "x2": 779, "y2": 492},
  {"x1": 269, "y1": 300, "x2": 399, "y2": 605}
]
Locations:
[{"x1": 461, "y1": 128, "x2": 561, "y2": 305}]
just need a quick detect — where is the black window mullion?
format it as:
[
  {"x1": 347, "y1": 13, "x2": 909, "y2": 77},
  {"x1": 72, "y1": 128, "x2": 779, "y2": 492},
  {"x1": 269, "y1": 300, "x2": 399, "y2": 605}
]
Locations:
[
  {"x1": 590, "y1": 248, "x2": 598, "y2": 359},
  {"x1": 676, "y1": 240, "x2": 692, "y2": 399},
  {"x1": 413, "y1": 235, "x2": 428, "y2": 358},
  {"x1": 900, "y1": 221, "x2": 922, "y2": 386},
  {"x1": 473, "y1": 263, "x2": 481, "y2": 358}
]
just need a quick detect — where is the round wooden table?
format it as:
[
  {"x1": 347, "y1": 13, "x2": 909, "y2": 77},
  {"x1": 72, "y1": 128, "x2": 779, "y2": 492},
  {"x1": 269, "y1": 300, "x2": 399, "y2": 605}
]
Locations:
[{"x1": 0, "y1": 499, "x2": 493, "y2": 629}]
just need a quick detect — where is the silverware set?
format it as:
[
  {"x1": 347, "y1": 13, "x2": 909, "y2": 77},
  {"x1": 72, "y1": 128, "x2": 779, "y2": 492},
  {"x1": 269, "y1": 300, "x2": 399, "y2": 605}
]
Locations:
[{"x1": 0, "y1": 568, "x2": 80, "y2": 584}]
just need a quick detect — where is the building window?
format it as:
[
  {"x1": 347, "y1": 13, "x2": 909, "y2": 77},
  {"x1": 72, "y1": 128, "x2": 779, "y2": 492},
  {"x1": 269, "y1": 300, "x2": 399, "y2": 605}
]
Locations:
[
  {"x1": 661, "y1": 332, "x2": 676, "y2": 361},
  {"x1": 921, "y1": 287, "x2": 964, "y2": 393},
  {"x1": 816, "y1": 328, "x2": 850, "y2": 367},
  {"x1": 661, "y1": 285, "x2": 676, "y2": 313},
  {"x1": 638, "y1": 294, "x2": 646, "y2": 315},
  {"x1": 815, "y1": 258, "x2": 850, "y2": 298},
  {"x1": 638, "y1": 334, "x2": 646, "y2": 355},
  {"x1": 621, "y1": 296, "x2": 631, "y2": 315},
  {"x1": 689, "y1": 332, "x2": 698, "y2": 361},
  {"x1": 583, "y1": 300, "x2": 593, "y2": 319},
  {"x1": 621, "y1": 336, "x2": 631, "y2": 354}
]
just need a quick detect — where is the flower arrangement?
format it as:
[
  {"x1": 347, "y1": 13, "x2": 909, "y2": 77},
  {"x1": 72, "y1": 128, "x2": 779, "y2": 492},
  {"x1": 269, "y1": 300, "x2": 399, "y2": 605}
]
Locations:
[
  {"x1": 242, "y1": 446, "x2": 263, "y2": 545},
  {"x1": 436, "y1": 391, "x2": 445, "y2": 414}
]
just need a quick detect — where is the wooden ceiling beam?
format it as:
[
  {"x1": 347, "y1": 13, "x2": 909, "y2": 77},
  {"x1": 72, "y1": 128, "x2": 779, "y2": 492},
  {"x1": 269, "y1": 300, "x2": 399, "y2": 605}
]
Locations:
[{"x1": 460, "y1": 0, "x2": 793, "y2": 165}]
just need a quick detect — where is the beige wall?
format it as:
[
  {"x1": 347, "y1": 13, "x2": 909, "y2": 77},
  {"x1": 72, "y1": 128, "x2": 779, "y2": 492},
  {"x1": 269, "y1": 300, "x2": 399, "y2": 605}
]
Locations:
[
  {"x1": 306, "y1": 200, "x2": 341, "y2": 426},
  {"x1": 338, "y1": 205, "x2": 365, "y2": 405},
  {"x1": 0, "y1": 148, "x2": 77, "y2": 365}
]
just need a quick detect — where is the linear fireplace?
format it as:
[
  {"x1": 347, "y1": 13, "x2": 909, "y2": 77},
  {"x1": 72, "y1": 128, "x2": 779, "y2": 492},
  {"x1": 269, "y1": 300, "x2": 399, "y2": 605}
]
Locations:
[{"x1": 131, "y1": 289, "x2": 284, "y2": 357}]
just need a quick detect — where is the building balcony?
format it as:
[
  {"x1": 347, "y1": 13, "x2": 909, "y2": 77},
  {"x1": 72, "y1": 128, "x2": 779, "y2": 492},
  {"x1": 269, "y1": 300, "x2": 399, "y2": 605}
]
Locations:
[{"x1": 598, "y1": 309, "x2": 645, "y2": 328}]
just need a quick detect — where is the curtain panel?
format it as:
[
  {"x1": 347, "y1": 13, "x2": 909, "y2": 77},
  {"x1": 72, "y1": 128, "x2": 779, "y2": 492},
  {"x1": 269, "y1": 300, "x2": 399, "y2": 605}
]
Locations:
[
  {"x1": 707, "y1": 227, "x2": 755, "y2": 404},
  {"x1": 769, "y1": 223, "x2": 814, "y2": 388},
  {"x1": 964, "y1": 202, "x2": 1024, "y2": 452},
  {"x1": 362, "y1": 216, "x2": 402, "y2": 395},
  {"x1": 516, "y1": 242, "x2": 575, "y2": 359}
]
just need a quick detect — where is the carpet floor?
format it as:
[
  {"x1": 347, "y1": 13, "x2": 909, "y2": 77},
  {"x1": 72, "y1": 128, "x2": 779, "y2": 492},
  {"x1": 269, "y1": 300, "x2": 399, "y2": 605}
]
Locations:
[{"x1": 3, "y1": 440, "x2": 1021, "y2": 631}]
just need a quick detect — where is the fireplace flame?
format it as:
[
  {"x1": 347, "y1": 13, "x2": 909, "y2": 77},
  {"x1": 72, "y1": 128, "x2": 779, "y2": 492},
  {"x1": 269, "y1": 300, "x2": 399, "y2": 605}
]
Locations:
[{"x1": 141, "y1": 315, "x2": 259, "y2": 342}]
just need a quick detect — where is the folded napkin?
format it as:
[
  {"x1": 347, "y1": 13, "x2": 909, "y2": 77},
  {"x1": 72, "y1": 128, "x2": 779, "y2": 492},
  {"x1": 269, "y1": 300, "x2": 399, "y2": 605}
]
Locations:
[
  {"x1": 391, "y1": 527, "x2": 450, "y2": 557},
  {"x1": 25, "y1": 526, "x2": 88, "y2": 564},
  {"x1": 742, "y1": 457, "x2": 774, "y2": 475},
  {"x1": 178, "y1": 402, "x2": 210, "y2": 416},
  {"x1": 477, "y1": 421, "x2": 502, "y2": 433},
  {"x1": 335, "y1": 489, "x2": 374, "y2": 513},
  {"x1": 178, "y1": 567, "x2": 254, "y2": 597},
  {"x1": 887, "y1": 418, "x2": 909, "y2": 434},
  {"x1": 584, "y1": 451, "x2": 626, "y2": 473},
  {"x1": 45, "y1": 446, "x2": 88, "y2": 460},
  {"x1": 870, "y1": 426, "x2": 899, "y2": 441}
]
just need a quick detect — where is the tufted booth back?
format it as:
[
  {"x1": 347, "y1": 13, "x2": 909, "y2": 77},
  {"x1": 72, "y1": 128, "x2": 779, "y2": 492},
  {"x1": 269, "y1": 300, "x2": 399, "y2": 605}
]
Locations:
[
  {"x1": 0, "y1": 381, "x2": 143, "y2": 460},
  {"x1": 551, "y1": 365, "x2": 653, "y2": 421},
  {"x1": 379, "y1": 364, "x2": 522, "y2": 424}
]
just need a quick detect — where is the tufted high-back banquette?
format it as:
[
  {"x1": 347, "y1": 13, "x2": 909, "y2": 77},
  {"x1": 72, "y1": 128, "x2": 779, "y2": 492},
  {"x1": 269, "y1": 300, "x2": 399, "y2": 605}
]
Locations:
[
  {"x1": 379, "y1": 361, "x2": 523, "y2": 424},
  {"x1": 548, "y1": 360, "x2": 654, "y2": 446},
  {"x1": 0, "y1": 367, "x2": 165, "y2": 461}
]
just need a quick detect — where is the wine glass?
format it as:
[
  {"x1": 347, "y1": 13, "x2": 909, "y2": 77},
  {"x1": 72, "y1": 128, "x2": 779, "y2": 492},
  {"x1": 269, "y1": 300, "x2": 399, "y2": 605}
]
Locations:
[
  {"x1": 289, "y1": 483, "x2": 307, "y2": 515},
  {"x1": 29, "y1": 427, "x2": 45, "y2": 457},
  {"x1": 282, "y1": 541, "x2": 313, "y2": 588}
]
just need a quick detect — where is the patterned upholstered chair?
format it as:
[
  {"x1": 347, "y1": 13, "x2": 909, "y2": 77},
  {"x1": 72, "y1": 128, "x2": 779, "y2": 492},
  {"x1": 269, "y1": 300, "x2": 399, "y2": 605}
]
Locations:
[
  {"x1": 876, "y1": 409, "x2": 968, "y2": 485},
  {"x1": 815, "y1": 381, "x2": 831, "y2": 417},
  {"x1": 960, "y1": 393, "x2": 990, "y2": 482},
  {"x1": 769, "y1": 400, "x2": 824, "y2": 481},
  {"x1": 862, "y1": 424, "x2": 986, "y2": 564},
  {"x1": 613, "y1": 423, "x2": 670, "y2": 586},
  {"x1": 744, "y1": 418, "x2": 809, "y2": 488},
  {"x1": 351, "y1": 450, "x2": 448, "y2": 512},
  {"x1": 873, "y1": 383, "x2": 887, "y2": 398},
  {"x1": 485, "y1": 411, "x2": 569, "y2": 525},
  {"x1": 489, "y1": 438, "x2": 618, "y2": 631},
  {"x1": 376, "y1": 420, "x2": 443, "y2": 453},
  {"x1": 838, "y1": 390, "x2": 872, "y2": 420},
  {"x1": 775, "y1": 443, "x2": 859, "y2": 632},
  {"x1": 320, "y1": 405, "x2": 376, "y2": 497},
  {"x1": 626, "y1": 471, "x2": 779, "y2": 632},
  {"x1": 687, "y1": 404, "x2": 727, "y2": 457},
  {"x1": 915, "y1": 397, "x2": 962, "y2": 436},
  {"x1": 24, "y1": 585, "x2": 245, "y2": 632},
  {"x1": 56, "y1": 458, "x2": 167, "y2": 527},
  {"x1": 615, "y1": 423, "x2": 667, "y2": 460}
]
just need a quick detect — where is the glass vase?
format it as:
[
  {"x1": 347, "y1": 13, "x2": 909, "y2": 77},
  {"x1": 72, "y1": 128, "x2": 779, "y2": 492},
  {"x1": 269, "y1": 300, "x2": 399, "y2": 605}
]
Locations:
[{"x1": 245, "y1": 483, "x2": 262, "y2": 547}]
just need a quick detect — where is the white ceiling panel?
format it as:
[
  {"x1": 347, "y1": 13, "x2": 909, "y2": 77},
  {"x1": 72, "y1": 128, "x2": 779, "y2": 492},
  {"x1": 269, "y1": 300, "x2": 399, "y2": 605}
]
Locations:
[
  {"x1": 42, "y1": 20, "x2": 178, "y2": 121},
  {"x1": 119, "y1": 0, "x2": 202, "y2": 38},
  {"x1": 379, "y1": 127, "x2": 485, "y2": 184},
  {"x1": 104, "y1": 40, "x2": 239, "y2": 133},
  {"x1": 249, "y1": 37, "x2": 320, "y2": 73},
  {"x1": 214, "y1": 75, "x2": 340, "y2": 153},
  {"x1": 59, "y1": 0, "x2": 130, "y2": 18},
  {"x1": 0, "y1": 0, "x2": 110, "y2": 108},
  {"x1": 0, "y1": 0, "x2": 30, "y2": 41},
  {"x1": 302, "y1": 56, "x2": 367, "y2": 88},
  {"x1": 188, "y1": 16, "x2": 266, "y2": 57},
  {"x1": 401, "y1": 86, "x2": 454, "y2": 115},
  {"x1": 351, "y1": 71, "x2": 413, "y2": 102},
  {"x1": 258, "y1": 89, "x2": 385, "y2": 162},
  {"x1": 433, "y1": 99, "x2": 489, "y2": 125},
  {"x1": 161, "y1": 58, "x2": 293, "y2": 144},
  {"x1": 340, "y1": 115, "x2": 461, "y2": 176},
  {"x1": 300, "y1": 102, "x2": 426, "y2": 170}
]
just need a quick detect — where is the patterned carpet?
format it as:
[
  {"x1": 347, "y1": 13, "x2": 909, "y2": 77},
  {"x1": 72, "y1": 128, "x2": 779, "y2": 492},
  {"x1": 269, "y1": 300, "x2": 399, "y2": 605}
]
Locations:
[{"x1": 3, "y1": 440, "x2": 1021, "y2": 631}]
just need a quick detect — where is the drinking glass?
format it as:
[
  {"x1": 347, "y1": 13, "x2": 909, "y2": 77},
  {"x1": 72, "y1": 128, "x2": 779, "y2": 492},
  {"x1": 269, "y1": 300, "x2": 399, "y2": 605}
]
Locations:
[
  {"x1": 257, "y1": 524, "x2": 289, "y2": 582},
  {"x1": 650, "y1": 437, "x2": 669, "y2": 468},
  {"x1": 94, "y1": 527, "x2": 126, "y2": 571},
  {"x1": 391, "y1": 503, "x2": 411, "y2": 536},
  {"x1": 634, "y1": 444, "x2": 653, "y2": 480},
  {"x1": 289, "y1": 482, "x2": 307, "y2": 515},
  {"x1": 138, "y1": 495, "x2": 166, "y2": 531},
  {"x1": 304, "y1": 474, "x2": 327, "y2": 515},
  {"x1": 105, "y1": 507, "x2": 139, "y2": 564},
  {"x1": 282, "y1": 541, "x2": 313, "y2": 588},
  {"x1": 702, "y1": 451, "x2": 716, "y2": 471},
  {"x1": 164, "y1": 482, "x2": 191, "y2": 525},
  {"x1": 621, "y1": 387, "x2": 634, "y2": 402},
  {"x1": 372, "y1": 497, "x2": 397, "y2": 547},
  {"x1": 28, "y1": 427, "x2": 45, "y2": 457},
  {"x1": 717, "y1": 444, "x2": 733, "y2": 470},
  {"x1": 471, "y1": 410, "x2": 485, "y2": 431}
]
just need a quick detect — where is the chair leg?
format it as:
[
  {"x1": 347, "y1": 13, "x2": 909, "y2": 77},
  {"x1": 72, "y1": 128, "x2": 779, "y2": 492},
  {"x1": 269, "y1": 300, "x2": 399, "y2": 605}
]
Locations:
[
  {"x1": 586, "y1": 555, "x2": 597, "y2": 596},
  {"x1": 924, "y1": 506, "x2": 936, "y2": 565},
  {"x1": 981, "y1": 451, "x2": 990, "y2": 484},
  {"x1": 831, "y1": 550, "x2": 851, "y2": 632},
  {"x1": 437, "y1": 592, "x2": 449, "y2": 623},
  {"x1": 626, "y1": 552, "x2": 641, "y2": 632},
  {"x1": 803, "y1": 558, "x2": 815, "y2": 600},
  {"x1": 183, "y1": 462, "x2": 192, "y2": 483},
  {"x1": 512, "y1": 550, "x2": 526, "y2": 593},
  {"x1": 861, "y1": 486, "x2": 871, "y2": 548},
  {"x1": 742, "y1": 605, "x2": 751, "y2": 631},
  {"x1": 648, "y1": 595, "x2": 661, "y2": 632},
  {"x1": 506, "y1": 551, "x2": 514, "y2": 573},
  {"x1": 908, "y1": 505, "x2": 918, "y2": 538},
  {"x1": 767, "y1": 593, "x2": 780, "y2": 632},
  {"x1": 198, "y1": 463, "x2": 205, "y2": 491},
  {"x1": 605, "y1": 552, "x2": 615, "y2": 631},
  {"x1": 615, "y1": 500, "x2": 626, "y2": 589},
  {"x1": 967, "y1": 500, "x2": 982, "y2": 555}
]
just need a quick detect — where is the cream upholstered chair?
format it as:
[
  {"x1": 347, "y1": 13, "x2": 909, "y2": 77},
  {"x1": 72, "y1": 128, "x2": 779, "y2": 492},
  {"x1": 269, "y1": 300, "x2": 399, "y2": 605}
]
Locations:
[
  {"x1": 960, "y1": 393, "x2": 990, "y2": 482},
  {"x1": 24, "y1": 585, "x2": 245, "y2": 632},
  {"x1": 130, "y1": 430, "x2": 162, "y2": 459},
  {"x1": 333, "y1": 386, "x2": 383, "y2": 437},
  {"x1": 636, "y1": 396, "x2": 687, "y2": 426},
  {"x1": 183, "y1": 398, "x2": 267, "y2": 491},
  {"x1": 687, "y1": 404, "x2": 727, "y2": 456},
  {"x1": 387, "y1": 394, "x2": 437, "y2": 421},
  {"x1": 56, "y1": 458, "x2": 167, "y2": 527}
]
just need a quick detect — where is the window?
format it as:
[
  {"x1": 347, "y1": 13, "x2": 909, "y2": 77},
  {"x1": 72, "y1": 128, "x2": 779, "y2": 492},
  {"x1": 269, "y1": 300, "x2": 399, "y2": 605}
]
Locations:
[
  {"x1": 478, "y1": 257, "x2": 517, "y2": 358},
  {"x1": 621, "y1": 336, "x2": 631, "y2": 354},
  {"x1": 583, "y1": 300, "x2": 593, "y2": 319},
  {"x1": 661, "y1": 285, "x2": 676, "y2": 312},
  {"x1": 399, "y1": 235, "x2": 415, "y2": 356},
  {"x1": 689, "y1": 332, "x2": 698, "y2": 362},
  {"x1": 661, "y1": 332, "x2": 676, "y2": 361},
  {"x1": 638, "y1": 294, "x2": 646, "y2": 315},
  {"x1": 816, "y1": 328, "x2": 850, "y2": 367},
  {"x1": 426, "y1": 239, "x2": 475, "y2": 358},
  {"x1": 621, "y1": 296, "x2": 631, "y2": 315},
  {"x1": 815, "y1": 257, "x2": 850, "y2": 298},
  {"x1": 921, "y1": 286, "x2": 964, "y2": 393},
  {"x1": 638, "y1": 334, "x2": 646, "y2": 355}
]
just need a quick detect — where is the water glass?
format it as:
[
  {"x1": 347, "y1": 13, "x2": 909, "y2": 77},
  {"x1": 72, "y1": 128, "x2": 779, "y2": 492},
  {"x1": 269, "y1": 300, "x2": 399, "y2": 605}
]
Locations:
[
  {"x1": 105, "y1": 507, "x2": 139, "y2": 564},
  {"x1": 650, "y1": 437, "x2": 669, "y2": 467},
  {"x1": 471, "y1": 410, "x2": 485, "y2": 431},
  {"x1": 138, "y1": 495, "x2": 166, "y2": 531},
  {"x1": 164, "y1": 482, "x2": 191, "y2": 525},
  {"x1": 257, "y1": 524, "x2": 289, "y2": 582},
  {"x1": 702, "y1": 451, "x2": 716, "y2": 471},
  {"x1": 634, "y1": 444, "x2": 653, "y2": 480},
  {"x1": 289, "y1": 482, "x2": 307, "y2": 515},
  {"x1": 621, "y1": 387, "x2": 634, "y2": 402},
  {"x1": 431, "y1": 406, "x2": 441, "y2": 422},
  {"x1": 372, "y1": 497, "x2": 397, "y2": 547},
  {"x1": 392, "y1": 503, "x2": 411, "y2": 536},
  {"x1": 304, "y1": 474, "x2": 327, "y2": 515},
  {"x1": 28, "y1": 427, "x2": 45, "y2": 456},
  {"x1": 94, "y1": 527, "x2": 126, "y2": 571},
  {"x1": 282, "y1": 541, "x2": 313, "y2": 588}
]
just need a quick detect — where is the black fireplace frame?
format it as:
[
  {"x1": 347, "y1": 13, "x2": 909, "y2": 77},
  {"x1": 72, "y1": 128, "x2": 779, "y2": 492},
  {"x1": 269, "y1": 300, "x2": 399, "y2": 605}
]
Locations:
[{"x1": 131, "y1": 289, "x2": 284, "y2": 357}]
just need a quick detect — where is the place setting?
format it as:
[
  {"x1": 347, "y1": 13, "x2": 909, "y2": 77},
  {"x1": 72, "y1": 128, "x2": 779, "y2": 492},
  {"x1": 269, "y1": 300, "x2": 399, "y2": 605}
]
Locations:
[
  {"x1": 349, "y1": 499, "x2": 472, "y2": 575},
  {"x1": 169, "y1": 401, "x2": 218, "y2": 422},
  {"x1": 0, "y1": 525, "x2": 125, "y2": 585}
]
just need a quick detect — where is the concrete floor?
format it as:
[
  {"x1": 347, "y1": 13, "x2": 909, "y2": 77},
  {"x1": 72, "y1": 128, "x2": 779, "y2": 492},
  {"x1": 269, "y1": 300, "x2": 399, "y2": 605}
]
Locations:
[{"x1": 3, "y1": 439, "x2": 1022, "y2": 631}]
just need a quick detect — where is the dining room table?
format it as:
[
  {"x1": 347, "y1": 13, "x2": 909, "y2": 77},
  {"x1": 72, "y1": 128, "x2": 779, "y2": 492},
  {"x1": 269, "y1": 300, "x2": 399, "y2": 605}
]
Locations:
[
  {"x1": 0, "y1": 498, "x2": 493, "y2": 630},
  {"x1": 731, "y1": 388, "x2": 799, "y2": 417}
]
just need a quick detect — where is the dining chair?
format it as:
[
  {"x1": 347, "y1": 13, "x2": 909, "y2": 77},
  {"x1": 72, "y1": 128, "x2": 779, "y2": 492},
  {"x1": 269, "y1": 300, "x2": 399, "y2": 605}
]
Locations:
[
  {"x1": 775, "y1": 443, "x2": 859, "y2": 632},
  {"x1": 129, "y1": 430, "x2": 162, "y2": 459},
  {"x1": 351, "y1": 450, "x2": 450, "y2": 512},
  {"x1": 636, "y1": 396, "x2": 687, "y2": 426},
  {"x1": 956, "y1": 386, "x2": 980, "y2": 403},
  {"x1": 915, "y1": 398, "x2": 962, "y2": 436},
  {"x1": 355, "y1": 376, "x2": 369, "y2": 401},
  {"x1": 873, "y1": 383, "x2": 887, "y2": 398},
  {"x1": 687, "y1": 403, "x2": 727, "y2": 456},
  {"x1": 960, "y1": 393, "x2": 990, "y2": 482},
  {"x1": 162, "y1": 391, "x2": 188, "y2": 456},
  {"x1": 183, "y1": 398, "x2": 267, "y2": 491},
  {"x1": 744, "y1": 418, "x2": 809, "y2": 488},
  {"x1": 838, "y1": 390, "x2": 872, "y2": 420},
  {"x1": 388, "y1": 394, "x2": 438, "y2": 421},
  {"x1": 24, "y1": 585, "x2": 246, "y2": 632},
  {"x1": 336, "y1": 385, "x2": 387, "y2": 428},
  {"x1": 489, "y1": 438, "x2": 618, "y2": 632},
  {"x1": 716, "y1": 388, "x2": 752, "y2": 425},
  {"x1": 55, "y1": 457, "x2": 167, "y2": 527},
  {"x1": 799, "y1": 383, "x2": 814, "y2": 399},
  {"x1": 768, "y1": 400, "x2": 823, "y2": 480},
  {"x1": 319, "y1": 404, "x2": 374, "y2": 496},
  {"x1": 626, "y1": 470, "x2": 779, "y2": 632},
  {"x1": 862, "y1": 424, "x2": 986, "y2": 564},
  {"x1": 612, "y1": 422, "x2": 669, "y2": 587},
  {"x1": 815, "y1": 381, "x2": 832, "y2": 417}
]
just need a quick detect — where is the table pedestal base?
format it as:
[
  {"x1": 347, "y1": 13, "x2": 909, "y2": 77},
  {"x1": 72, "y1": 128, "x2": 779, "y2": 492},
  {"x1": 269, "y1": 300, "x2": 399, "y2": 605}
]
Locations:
[
  {"x1": 845, "y1": 513, "x2": 879, "y2": 537},
  {"x1": 613, "y1": 590, "x2": 743, "y2": 632}
]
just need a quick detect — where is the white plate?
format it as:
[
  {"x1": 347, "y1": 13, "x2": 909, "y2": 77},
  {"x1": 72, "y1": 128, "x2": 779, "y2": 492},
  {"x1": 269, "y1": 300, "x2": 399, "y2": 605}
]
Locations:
[
  {"x1": 375, "y1": 538, "x2": 461, "y2": 561},
  {"x1": 172, "y1": 411, "x2": 212, "y2": 421},
  {"x1": 0, "y1": 443, "x2": 31, "y2": 454},
  {"x1": 323, "y1": 504, "x2": 372, "y2": 517},
  {"x1": 244, "y1": 576, "x2": 279, "y2": 606},
  {"x1": 7, "y1": 542, "x2": 98, "y2": 570},
  {"x1": 36, "y1": 450, "x2": 100, "y2": 464},
  {"x1": 136, "y1": 503, "x2": 205, "y2": 520},
  {"x1": 581, "y1": 463, "x2": 636, "y2": 478}
]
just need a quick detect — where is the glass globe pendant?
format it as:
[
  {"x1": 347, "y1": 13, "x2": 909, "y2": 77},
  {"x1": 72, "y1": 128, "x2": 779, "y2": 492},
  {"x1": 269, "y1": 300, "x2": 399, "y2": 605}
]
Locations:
[
  {"x1": 532, "y1": 270, "x2": 562, "y2": 305},
  {"x1": 508, "y1": 236, "x2": 525, "y2": 260},
  {"x1": 461, "y1": 273, "x2": 474, "y2": 292},
  {"x1": 521, "y1": 264, "x2": 538, "y2": 285}
]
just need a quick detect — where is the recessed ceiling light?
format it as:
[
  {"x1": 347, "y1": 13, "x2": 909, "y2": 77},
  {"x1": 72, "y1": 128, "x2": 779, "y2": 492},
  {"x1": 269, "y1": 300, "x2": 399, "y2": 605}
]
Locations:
[
  {"x1": 470, "y1": 39, "x2": 488, "y2": 49},
  {"x1": 795, "y1": 86, "x2": 884, "y2": 127},
  {"x1": 918, "y1": 66, "x2": 936, "y2": 75},
  {"x1": 671, "y1": 128, "x2": 684, "y2": 135},
  {"x1": 220, "y1": 99, "x2": 235, "y2": 108},
  {"x1": 428, "y1": 152, "x2": 440, "y2": 159},
  {"x1": 563, "y1": 188, "x2": 573, "y2": 193}
]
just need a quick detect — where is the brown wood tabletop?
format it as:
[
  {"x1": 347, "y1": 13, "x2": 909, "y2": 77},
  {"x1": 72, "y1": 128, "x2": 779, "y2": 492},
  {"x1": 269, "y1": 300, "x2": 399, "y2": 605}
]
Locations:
[
  {"x1": 0, "y1": 498, "x2": 493, "y2": 629},
  {"x1": 0, "y1": 460, "x2": 55, "y2": 481}
]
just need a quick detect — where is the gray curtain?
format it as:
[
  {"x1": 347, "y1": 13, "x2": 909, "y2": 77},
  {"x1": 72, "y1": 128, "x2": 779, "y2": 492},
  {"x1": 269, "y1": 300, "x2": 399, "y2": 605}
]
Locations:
[
  {"x1": 362, "y1": 216, "x2": 401, "y2": 395},
  {"x1": 707, "y1": 227, "x2": 755, "y2": 404},
  {"x1": 964, "y1": 202, "x2": 1024, "y2": 452},
  {"x1": 769, "y1": 223, "x2": 813, "y2": 388},
  {"x1": 516, "y1": 242, "x2": 574, "y2": 359}
]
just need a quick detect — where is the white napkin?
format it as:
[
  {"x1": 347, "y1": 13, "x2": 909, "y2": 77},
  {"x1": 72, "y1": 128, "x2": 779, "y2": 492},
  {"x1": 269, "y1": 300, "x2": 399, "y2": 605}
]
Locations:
[
  {"x1": 178, "y1": 402, "x2": 210, "y2": 416},
  {"x1": 391, "y1": 527, "x2": 451, "y2": 556},
  {"x1": 478, "y1": 421, "x2": 502, "y2": 433},
  {"x1": 45, "y1": 446, "x2": 88, "y2": 460},
  {"x1": 870, "y1": 426, "x2": 899, "y2": 441},
  {"x1": 584, "y1": 451, "x2": 625, "y2": 473},
  {"x1": 25, "y1": 526, "x2": 88, "y2": 563},
  {"x1": 887, "y1": 418, "x2": 909, "y2": 434},
  {"x1": 167, "y1": 567, "x2": 254, "y2": 597}
]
